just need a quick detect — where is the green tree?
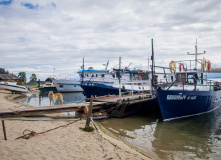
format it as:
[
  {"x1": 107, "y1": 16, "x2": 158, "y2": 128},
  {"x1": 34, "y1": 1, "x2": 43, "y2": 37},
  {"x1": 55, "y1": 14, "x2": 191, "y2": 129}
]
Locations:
[
  {"x1": 18, "y1": 72, "x2": 26, "y2": 83},
  {"x1": 0, "y1": 68, "x2": 9, "y2": 74},
  {"x1": 29, "y1": 73, "x2": 37, "y2": 82}
]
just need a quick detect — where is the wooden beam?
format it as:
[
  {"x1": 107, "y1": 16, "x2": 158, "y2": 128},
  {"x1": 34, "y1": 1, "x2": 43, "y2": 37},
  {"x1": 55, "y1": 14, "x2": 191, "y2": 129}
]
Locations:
[
  {"x1": 0, "y1": 102, "x2": 106, "y2": 118},
  {"x1": 85, "y1": 95, "x2": 94, "y2": 127}
]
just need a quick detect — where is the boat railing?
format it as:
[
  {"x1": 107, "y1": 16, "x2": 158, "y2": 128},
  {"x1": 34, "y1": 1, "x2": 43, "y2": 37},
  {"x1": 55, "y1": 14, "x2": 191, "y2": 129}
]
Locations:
[
  {"x1": 171, "y1": 59, "x2": 203, "y2": 71},
  {"x1": 153, "y1": 65, "x2": 220, "y2": 91},
  {"x1": 161, "y1": 77, "x2": 220, "y2": 91}
]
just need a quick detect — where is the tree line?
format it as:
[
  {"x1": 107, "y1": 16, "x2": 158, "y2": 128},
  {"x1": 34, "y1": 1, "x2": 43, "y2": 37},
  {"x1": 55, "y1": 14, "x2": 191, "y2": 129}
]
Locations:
[
  {"x1": 18, "y1": 72, "x2": 37, "y2": 83},
  {"x1": 0, "y1": 68, "x2": 37, "y2": 83},
  {"x1": 0, "y1": 68, "x2": 10, "y2": 74}
]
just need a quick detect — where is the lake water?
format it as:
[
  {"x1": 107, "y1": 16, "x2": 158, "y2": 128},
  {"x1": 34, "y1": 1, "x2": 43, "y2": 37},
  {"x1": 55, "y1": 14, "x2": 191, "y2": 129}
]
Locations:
[
  {"x1": 100, "y1": 73, "x2": 221, "y2": 160},
  {"x1": 19, "y1": 92, "x2": 86, "y2": 106},
  {"x1": 101, "y1": 109, "x2": 221, "y2": 160},
  {"x1": 18, "y1": 73, "x2": 221, "y2": 159}
]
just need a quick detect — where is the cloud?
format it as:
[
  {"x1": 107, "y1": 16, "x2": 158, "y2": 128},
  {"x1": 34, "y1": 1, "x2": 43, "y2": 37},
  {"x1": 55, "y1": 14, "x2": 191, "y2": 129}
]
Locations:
[{"x1": 0, "y1": 0, "x2": 221, "y2": 81}]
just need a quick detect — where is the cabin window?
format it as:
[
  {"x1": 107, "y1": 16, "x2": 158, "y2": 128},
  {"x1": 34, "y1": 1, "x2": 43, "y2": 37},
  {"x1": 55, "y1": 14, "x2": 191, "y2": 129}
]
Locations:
[
  {"x1": 92, "y1": 74, "x2": 94, "y2": 77},
  {"x1": 96, "y1": 74, "x2": 98, "y2": 77},
  {"x1": 59, "y1": 84, "x2": 63, "y2": 88},
  {"x1": 112, "y1": 75, "x2": 115, "y2": 78},
  {"x1": 102, "y1": 74, "x2": 105, "y2": 77},
  {"x1": 201, "y1": 73, "x2": 204, "y2": 84},
  {"x1": 116, "y1": 72, "x2": 122, "y2": 79},
  {"x1": 177, "y1": 73, "x2": 185, "y2": 83},
  {"x1": 187, "y1": 73, "x2": 195, "y2": 84}
]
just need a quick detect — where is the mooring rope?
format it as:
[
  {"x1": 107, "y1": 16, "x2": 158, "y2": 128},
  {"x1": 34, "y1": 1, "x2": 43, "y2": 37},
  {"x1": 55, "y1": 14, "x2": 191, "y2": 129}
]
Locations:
[
  {"x1": 15, "y1": 117, "x2": 85, "y2": 140},
  {"x1": 96, "y1": 103, "x2": 123, "y2": 121}
]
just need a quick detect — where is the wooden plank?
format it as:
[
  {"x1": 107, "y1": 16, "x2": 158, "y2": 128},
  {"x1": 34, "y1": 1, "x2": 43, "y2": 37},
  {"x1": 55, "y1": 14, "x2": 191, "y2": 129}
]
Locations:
[{"x1": 0, "y1": 101, "x2": 108, "y2": 118}]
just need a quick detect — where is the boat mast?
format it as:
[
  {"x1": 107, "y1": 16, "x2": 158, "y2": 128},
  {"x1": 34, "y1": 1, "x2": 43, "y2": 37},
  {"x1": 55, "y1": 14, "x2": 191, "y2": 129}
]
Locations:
[
  {"x1": 187, "y1": 39, "x2": 205, "y2": 70},
  {"x1": 119, "y1": 57, "x2": 121, "y2": 84},
  {"x1": 105, "y1": 60, "x2": 109, "y2": 70},
  {"x1": 119, "y1": 57, "x2": 121, "y2": 98},
  {"x1": 151, "y1": 39, "x2": 155, "y2": 90},
  {"x1": 82, "y1": 57, "x2": 84, "y2": 84}
]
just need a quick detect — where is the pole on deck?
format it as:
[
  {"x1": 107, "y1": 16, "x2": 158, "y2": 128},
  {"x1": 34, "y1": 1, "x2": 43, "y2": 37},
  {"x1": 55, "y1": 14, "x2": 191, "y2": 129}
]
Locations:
[
  {"x1": 85, "y1": 95, "x2": 94, "y2": 127},
  {"x1": 119, "y1": 57, "x2": 122, "y2": 99},
  {"x1": 151, "y1": 39, "x2": 155, "y2": 91}
]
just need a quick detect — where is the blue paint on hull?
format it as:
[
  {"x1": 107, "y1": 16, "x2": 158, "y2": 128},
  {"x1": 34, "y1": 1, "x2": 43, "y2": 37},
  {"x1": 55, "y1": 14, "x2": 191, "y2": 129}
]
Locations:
[
  {"x1": 152, "y1": 90, "x2": 221, "y2": 121},
  {"x1": 81, "y1": 83, "x2": 129, "y2": 98}
]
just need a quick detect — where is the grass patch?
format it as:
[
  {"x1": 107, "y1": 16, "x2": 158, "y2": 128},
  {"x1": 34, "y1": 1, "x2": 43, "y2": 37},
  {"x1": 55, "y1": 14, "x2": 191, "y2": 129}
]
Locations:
[{"x1": 80, "y1": 126, "x2": 95, "y2": 132}]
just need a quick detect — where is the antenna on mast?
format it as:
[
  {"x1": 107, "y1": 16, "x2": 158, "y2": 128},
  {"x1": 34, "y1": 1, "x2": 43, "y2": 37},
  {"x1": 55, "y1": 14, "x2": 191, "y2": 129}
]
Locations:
[
  {"x1": 103, "y1": 60, "x2": 109, "y2": 70},
  {"x1": 187, "y1": 39, "x2": 206, "y2": 70}
]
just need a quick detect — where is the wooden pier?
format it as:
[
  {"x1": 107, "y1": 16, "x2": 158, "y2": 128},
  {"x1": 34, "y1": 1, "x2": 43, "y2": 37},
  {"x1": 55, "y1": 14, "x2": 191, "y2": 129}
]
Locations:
[{"x1": 0, "y1": 93, "x2": 155, "y2": 119}]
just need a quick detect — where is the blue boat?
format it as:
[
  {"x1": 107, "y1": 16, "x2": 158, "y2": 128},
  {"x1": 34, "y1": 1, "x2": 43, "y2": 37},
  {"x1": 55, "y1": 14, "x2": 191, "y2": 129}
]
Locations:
[
  {"x1": 78, "y1": 59, "x2": 152, "y2": 98},
  {"x1": 151, "y1": 39, "x2": 221, "y2": 121}
]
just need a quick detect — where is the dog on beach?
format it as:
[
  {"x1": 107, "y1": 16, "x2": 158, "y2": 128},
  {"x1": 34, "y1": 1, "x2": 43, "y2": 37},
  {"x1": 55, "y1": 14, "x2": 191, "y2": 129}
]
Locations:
[{"x1": 48, "y1": 91, "x2": 63, "y2": 106}]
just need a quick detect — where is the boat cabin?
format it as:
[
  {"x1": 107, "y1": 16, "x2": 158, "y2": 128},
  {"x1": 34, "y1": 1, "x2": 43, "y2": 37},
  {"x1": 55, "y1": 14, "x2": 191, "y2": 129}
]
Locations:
[
  {"x1": 176, "y1": 71, "x2": 207, "y2": 85},
  {"x1": 78, "y1": 67, "x2": 152, "y2": 84}
]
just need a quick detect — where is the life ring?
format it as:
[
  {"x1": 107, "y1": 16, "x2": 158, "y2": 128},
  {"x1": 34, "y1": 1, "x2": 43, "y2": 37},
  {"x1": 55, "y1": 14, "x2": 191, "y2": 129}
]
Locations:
[
  {"x1": 179, "y1": 63, "x2": 185, "y2": 72},
  {"x1": 169, "y1": 61, "x2": 175, "y2": 73},
  {"x1": 207, "y1": 60, "x2": 211, "y2": 71},
  {"x1": 202, "y1": 58, "x2": 207, "y2": 71},
  {"x1": 110, "y1": 70, "x2": 115, "y2": 74}
]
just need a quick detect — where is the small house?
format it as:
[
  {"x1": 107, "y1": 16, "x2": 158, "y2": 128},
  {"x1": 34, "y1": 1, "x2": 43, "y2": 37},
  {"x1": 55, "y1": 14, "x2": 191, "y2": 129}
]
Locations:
[{"x1": 0, "y1": 74, "x2": 20, "y2": 83}]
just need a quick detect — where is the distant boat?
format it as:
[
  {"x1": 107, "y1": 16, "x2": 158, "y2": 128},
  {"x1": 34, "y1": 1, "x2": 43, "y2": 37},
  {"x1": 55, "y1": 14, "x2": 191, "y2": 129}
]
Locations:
[
  {"x1": 151, "y1": 39, "x2": 221, "y2": 121},
  {"x1": 53, "y1": 79, "x2": 83, "y2": 93},
  {"x1": 0, "y1": 81, "x2": 31, "y2": 93},
  {"x1": 38, "y1": 78, "x2": 57, "y2": 92}
]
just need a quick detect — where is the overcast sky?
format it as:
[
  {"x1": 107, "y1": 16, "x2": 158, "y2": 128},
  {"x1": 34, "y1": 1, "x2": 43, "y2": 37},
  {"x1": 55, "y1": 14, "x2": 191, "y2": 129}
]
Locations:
[{"x1": 0, "y1": 0, "x2": 221, "y2": 81}]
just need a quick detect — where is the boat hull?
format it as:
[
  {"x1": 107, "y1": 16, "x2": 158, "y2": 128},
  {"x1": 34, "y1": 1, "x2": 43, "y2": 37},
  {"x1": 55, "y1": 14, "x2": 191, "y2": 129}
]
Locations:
[
  {"x1": 54, "y1": 80, "x2": 83, "y2": 93},
  {"x1": 0, "y1": 82, "x2": 28, "y2": 93},
  {"x1": 38, "y1": 86, "x2": 57, "y2": 92},
  {"x1": 152, "y1": 90, "x2": 221, "y2": 121},
  {"x1": 80, "y1": 83, "x2": 130, "y2": 98}
]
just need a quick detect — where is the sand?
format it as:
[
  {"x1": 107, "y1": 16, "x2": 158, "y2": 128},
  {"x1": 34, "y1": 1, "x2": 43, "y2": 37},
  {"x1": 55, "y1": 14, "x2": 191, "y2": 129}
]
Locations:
[{"x1": 0, "y1": 89, "x2": 156, "y2": 160}]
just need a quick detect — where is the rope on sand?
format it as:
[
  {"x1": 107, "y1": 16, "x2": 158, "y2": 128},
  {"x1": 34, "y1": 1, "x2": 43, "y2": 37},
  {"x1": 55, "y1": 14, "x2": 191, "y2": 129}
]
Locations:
[{"x1": 15, "y1": 117, "x2": 84, "y2": 140}]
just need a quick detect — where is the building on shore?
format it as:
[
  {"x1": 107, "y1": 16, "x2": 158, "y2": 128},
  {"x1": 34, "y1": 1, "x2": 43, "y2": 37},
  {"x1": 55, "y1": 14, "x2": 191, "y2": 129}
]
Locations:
[
  {"x1": 0, "y1": 74, "x2": 20, "y2": 83},
  {"x1": 211, "y1": 68, "x2": 221, "y2": 73}
]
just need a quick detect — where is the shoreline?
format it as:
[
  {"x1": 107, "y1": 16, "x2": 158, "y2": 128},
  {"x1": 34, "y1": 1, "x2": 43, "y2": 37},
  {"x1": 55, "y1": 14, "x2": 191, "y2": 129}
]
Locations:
[{"x1": 0, "y1": 89, "x2": 157, "y2": 160}]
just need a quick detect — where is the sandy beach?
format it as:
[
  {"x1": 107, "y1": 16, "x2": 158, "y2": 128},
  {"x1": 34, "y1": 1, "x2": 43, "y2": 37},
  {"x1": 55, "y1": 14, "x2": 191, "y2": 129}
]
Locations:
[{"x1": 0, "y1": 89, "x2": 156, "y2": 160}]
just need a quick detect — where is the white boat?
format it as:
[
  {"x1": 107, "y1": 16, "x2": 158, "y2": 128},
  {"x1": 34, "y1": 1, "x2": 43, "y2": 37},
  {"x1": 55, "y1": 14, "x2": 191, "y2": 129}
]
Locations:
[
  {"x1": 0, "y1": 81, "x2": 31, "y2": 93},
  {"x1": 38, "y1": 78, "x2": 57, "y2": 92},
  {"x1": 53, "y1": 79, "x2": 83, "y2": 93}
]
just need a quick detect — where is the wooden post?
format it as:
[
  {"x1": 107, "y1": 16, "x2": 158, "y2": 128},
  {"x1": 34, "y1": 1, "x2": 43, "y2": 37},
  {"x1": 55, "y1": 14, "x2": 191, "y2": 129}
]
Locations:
[
  {"x1": 85, "y1": 95, "x2": 94, "y2": 127},
  {"x1": 2, "y1": 120, "x2": 7, "y2": 140}
]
